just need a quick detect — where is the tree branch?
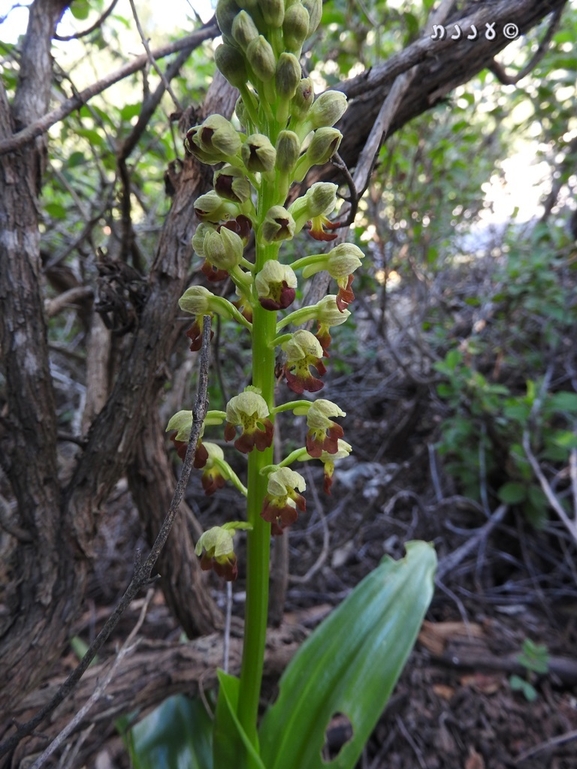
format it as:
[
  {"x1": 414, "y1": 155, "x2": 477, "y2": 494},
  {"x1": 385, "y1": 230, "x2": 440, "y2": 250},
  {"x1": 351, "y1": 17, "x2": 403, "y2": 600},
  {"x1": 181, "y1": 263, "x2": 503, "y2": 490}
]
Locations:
[{"x1": 0, "y1": 22, "x2": 219, "y2": 155}]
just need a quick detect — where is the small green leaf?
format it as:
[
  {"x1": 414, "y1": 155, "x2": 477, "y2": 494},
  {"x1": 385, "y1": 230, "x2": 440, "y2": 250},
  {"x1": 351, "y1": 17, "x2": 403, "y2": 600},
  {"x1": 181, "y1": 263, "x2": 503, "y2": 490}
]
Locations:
[
  {"x1": 260, "y1": 541, "x2": 436, "y2": 769},
  {"x1": 71, "y1": 0, "x2": 90, "y2": 20},
  {"x1": 45, "y1": 202, "x2": 67, "y2": 220},
  {"x1": 509, "y1": 675, "x2": 537, "y2": 702},
  {"x1": 549, "y1": 392, "x2": 577, "y2": 413},
  {"x1": 497, "y1": 482, "x2": 526, "y2": 504}
]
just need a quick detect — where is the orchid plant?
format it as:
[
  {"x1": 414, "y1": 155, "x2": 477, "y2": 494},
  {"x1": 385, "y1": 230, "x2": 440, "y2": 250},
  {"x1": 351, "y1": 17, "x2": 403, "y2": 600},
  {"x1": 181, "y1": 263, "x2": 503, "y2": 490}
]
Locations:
[{"x1": 165, "y1": 1, "x2": 437, "y2": 766}]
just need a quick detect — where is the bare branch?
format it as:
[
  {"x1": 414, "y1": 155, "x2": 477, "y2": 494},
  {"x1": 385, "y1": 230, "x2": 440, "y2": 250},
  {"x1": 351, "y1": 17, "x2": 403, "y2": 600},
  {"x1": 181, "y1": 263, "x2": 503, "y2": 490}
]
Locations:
[{"x1": 0, "y1": 23, "x2": 219, "y2": 156}]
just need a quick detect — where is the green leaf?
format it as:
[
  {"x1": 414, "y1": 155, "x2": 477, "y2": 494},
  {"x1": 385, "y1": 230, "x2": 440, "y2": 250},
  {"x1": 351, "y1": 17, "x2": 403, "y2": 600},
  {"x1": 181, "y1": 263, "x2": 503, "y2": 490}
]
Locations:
[
  {"x1": 549, "y1": 392, "x2": 577, "y2": 413},
  {"x1": 213, "y1": 671, "x2": 266, "y2": 769},
  {"x1": 45, "y1": 202, "x2": 67, "y2": 220},
  {"x1": 129, "y1": 695, "x2": 213, "y2": 769},
  {"x1": 259, "y1": 541, "x2": 436, "y2": 769},
  {"x1": 70, "y1": 0, "x2": 90, "y2": 20},
  {"x1": 497, "y1": 482, "x2": 527, "y2": 504},
  {"x1": 509, "y1": 675, "x2": 537, "y2": 702}
]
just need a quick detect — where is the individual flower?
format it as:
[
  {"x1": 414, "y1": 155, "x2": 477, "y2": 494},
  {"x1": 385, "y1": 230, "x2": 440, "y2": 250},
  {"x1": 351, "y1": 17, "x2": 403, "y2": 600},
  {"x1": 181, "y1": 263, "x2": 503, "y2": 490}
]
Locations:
[
  {"x1": 275, "y1": 52, "x2": 301, "y2": 100},
  {"x1": 194, "y1": 190, "x2": 239, "y2": 224},
  {"x1": 283, "y1": 2, "x2": 310, "y2": 53},
  {"x1": 255, "y1": 261, "x2": 297, "y2": 310},
  {"x1": 214, "y1": 165, "x2": 251, "y2": 204},
  {"x1": 290, "y1": 77, "x2": 314, "y2": 121},
  {"x1": 246, "y1": 35, "x2": 277, "y2": 81},
  {"x1": 179, "y1": 286, "x2": 242, "y2": 350},
  {"x1": 231, "y1": 10, "x2": 260, "y2": 49},
  {"x1": 308, "y1": 90, "x2": 348, "y2": 129},
  {"x1": 184, "y1": 115, "x2": 241, "y2": 164},
  {"x1": 314, "y1": 294, "x2": 351, "y2": 352},
  {"x1": 242, "y1": 133, "x2": 277, "y2": 173},
  {"x1": 195, "y1": 521, "x2": 252, "y2": 581},
  {"x1": 305, "y1": 399, "x2": 346, "y2": 457},
  {"x1": 221, "y1": 214, "x2": 253, "y2": 242},
  {"x1": 224, "y1": 388, "x2": 274, "y2": 453},
  {"x1": 282, "y1": 330, "x2": 326, "y2": 393},
  {"x1": 302, "y1": 243, "x2": 364, "y2": 312},
  {"x1": 202, "y1": 227, "x2": 244, "y2": 273},
  {"x1": 199, "y1": 442, "x2": 228, "y2": 495},
  {"x1": 275, "y1": 130, "x2": 301, "y2": 174},
  {"x1": 261, "y1": 467, "x2": 306, "y2": 534},
  {"x1": 289, "y1": 182, "x2": 338, "y2": 240},
  {"x1": 261, "y1": 206, "x2": 296, "y2": 243},
  {"x1": 317, "y1": 440, "x2": 352, "y2": 494},
  {"x1": 165, "y1": 409, "x2": 226, "y2": 465},
  {"x1": 214, "y1": 43, "x2": 249, "y2": 89}
]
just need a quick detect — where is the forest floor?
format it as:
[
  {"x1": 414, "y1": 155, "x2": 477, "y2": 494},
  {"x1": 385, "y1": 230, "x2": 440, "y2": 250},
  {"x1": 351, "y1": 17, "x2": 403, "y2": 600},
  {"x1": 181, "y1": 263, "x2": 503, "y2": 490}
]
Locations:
[
  {"x1": 78, "y1": 337, "x2": 577, "y2": 769},
  {"x1": 27, "y1": 253, "x2": 577, "y2": 769}
]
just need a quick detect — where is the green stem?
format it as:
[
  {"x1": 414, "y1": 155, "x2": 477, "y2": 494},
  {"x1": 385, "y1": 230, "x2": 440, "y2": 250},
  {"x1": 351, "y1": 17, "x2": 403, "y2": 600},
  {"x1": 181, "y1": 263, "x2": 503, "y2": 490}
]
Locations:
[{"x1": 237, "y1": 172, "x2": 280, "y2": 745}]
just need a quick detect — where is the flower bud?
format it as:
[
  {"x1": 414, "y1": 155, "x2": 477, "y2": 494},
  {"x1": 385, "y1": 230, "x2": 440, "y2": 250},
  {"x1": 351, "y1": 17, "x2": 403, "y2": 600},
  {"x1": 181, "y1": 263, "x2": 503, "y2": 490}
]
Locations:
[
  {"x1": 232, "y1": 10, "x2": 259, "y2": 49},
  {"x1": 214, "y1": 164, "x2": 251, "y2": 203},
  {"x1": 315, "y1": 294, "x2": 350, "y2": 327},
  {"x1": 325, "y1": 243, "x2": 364, "y2": 279},
  {"x1": 188, "y1": 114, "x2": 242, "y2": 162},
  {"x1": 284, "y1": 329, "x2": 323, "y2": 362},
  {"x1": 288, "y1": 182, "x2": 337, "y2": 232},
  {"x1": 216, "y1": 0, "x2": 241, "y2": 38},
  {"x1": 260, "y1": 0, "x2": 284, "y2": 27},
  {"x1": 192, "y1": 222, "x2": 214, "y2": 257},
  {"x1": 261, "y1": 206, "x2": 296, "y2": 242},
  {"x1": 275, "y1": 52, "x2": 301, "y2": 100},
  {"x1": 203, "y1": 227, "x2": 244, "y2": 271},
  {"x1": 194, "y1": 190, "x2": 237, "y2": 223},
  {"x1": 283, "y1": 3, "x2": 310, "y2": 52},
  {"x1": 246, "y1": 35, "x2": 277, "y2": 81},
  {"x1": 290, "y1": 77, "x2": 314, "y2": 120},
  {"x1": 306, "y1": 127, "x2": 342, "y2": 165},
  {"x1": 214, "y1": 43, "x2": 249, "y2": 89},
  {"x1": 309, "y1": 91, "x2": 348, "y2": 128},
  {"x1": 275, "y1": 130, "x2": 301, "y2": 173},
  {"x1": 242, "y1": 133, "x2": 276, "y2": 173},
  {"x1": 179, "y1": 285, "x2": 217, "y2": 316},
  {"x1": 302, "y1": 0, "x2": 322, "y2": 35},
  {"x1": 255, "y1": 260, "x2": 297, "y2": 310}
]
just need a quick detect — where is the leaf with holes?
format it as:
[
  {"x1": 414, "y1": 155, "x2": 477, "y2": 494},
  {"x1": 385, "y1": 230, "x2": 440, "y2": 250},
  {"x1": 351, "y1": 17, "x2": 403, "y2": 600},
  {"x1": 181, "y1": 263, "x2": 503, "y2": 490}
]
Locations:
[{"x1": 259, "y1": 540, "x2": 436, "y2": 769}]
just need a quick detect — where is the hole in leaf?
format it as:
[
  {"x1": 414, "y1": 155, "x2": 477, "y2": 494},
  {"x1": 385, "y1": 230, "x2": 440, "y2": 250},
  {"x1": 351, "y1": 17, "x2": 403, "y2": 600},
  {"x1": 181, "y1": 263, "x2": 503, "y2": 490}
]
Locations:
[{"x1": 321, "y1": 712, "x2": 354, "y2": 763}]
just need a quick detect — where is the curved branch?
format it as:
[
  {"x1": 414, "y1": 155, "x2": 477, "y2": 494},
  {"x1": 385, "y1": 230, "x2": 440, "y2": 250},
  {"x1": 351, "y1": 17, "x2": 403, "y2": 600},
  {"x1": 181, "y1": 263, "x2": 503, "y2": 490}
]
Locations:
[
  {"x1": 488, "y1": 4, "x2": 564, "y2": 85},
  {"x1": 54, "y1": 0, "x2": 119, "y2": 41}
]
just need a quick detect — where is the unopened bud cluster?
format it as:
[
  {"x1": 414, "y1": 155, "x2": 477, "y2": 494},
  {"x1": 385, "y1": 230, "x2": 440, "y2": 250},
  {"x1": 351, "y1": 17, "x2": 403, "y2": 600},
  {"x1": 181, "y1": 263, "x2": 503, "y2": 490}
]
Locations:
[{"x1": 169, "y1": 0, "x2": 364, "y2": 580}]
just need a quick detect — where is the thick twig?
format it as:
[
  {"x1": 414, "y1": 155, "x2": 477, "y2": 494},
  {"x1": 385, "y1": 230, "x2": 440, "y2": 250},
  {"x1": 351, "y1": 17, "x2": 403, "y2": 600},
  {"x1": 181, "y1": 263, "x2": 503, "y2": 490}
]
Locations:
[
  {"x1": 0, "y1": 318, "x2": 212, "y2": 759},
  {"x1": 29, "y1": 589, "x2": 154, "y2": 769}
]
